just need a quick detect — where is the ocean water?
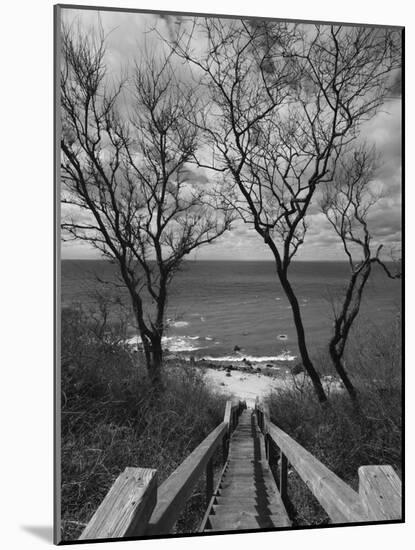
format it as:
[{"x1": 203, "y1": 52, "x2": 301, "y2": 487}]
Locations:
[{"x1": 61, "y1": 260, "x2": 401, "y2": 364}]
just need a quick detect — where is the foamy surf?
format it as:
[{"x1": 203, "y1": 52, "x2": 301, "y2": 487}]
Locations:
[
  {"x1": 168, "y1": 320, "x2": 190, "y2": 328},
  {"x1": 200, "y1": 351, "x2": 297, "y2": 363},
  {"x1": 125, "y1": 335, "x2": 205, "y2": 352}
]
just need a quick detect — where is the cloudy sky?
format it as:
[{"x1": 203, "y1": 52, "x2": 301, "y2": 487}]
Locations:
[{"x1": 60, "y1": 7, "x2": 402, "y2": 262}]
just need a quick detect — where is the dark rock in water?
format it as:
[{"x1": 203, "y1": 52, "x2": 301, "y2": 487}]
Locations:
[
  {"x1": 226, "y1": 371, "x2": 231, "y2": 377},
  {"x1": 291, "y1": 363, "x2": 304, "y2": 375},
  {"x1": 266, "y1": 363, "x2": 274, "y2": 368},
  {"x1": 256, "y1": 367, "x2": 262, "y2": 372},
  {"x1": 234, "y1": 345, "x2": 241, "y2": 352},
  {"x1": 226, "y1": 366, "x2": 232, "y2": 373}
]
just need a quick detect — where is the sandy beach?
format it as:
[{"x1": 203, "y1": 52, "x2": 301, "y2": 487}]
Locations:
[
  {"x1": 201, "y1": 366, "x2": 292, "y2": 407},
  {"x1": 200, "y1": 366, "x2": 345, "y2": 408}
]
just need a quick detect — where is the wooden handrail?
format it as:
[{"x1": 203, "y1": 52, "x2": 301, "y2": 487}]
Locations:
[
  {"x1": 255, "y1": 401, "x2": 402, "y2": 524},
  {"x1": 146, "y1": 399, "x2": 245, "y2": 535},
  {"x1": 80, "y1": 399, "x2": 244, "y2": 540},
  {"x1": 267, "y1": 421, "x2": 366, "y2": 523},
  {"x1": 79, "y1": 397, "x2": 400, "y2": 540},
  {"x1": 79, "y1": 467, "x2": 157, "y2": 540}
]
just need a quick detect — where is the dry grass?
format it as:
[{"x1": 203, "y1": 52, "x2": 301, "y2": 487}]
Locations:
[
  {"x1": 266, "y1": 314, "x2": 402, "y2": 526},
  {"x1": 60, "y1": 306, "x2": 227, "y2": 540}
]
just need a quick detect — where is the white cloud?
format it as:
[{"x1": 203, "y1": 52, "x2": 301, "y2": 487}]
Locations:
[{"x1": 60, "y1": 9, "x2": 402, "y2": 262}]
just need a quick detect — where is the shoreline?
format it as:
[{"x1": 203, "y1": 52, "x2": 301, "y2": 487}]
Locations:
[
  {"x1": 165, "y1": 353, "x2": 295, "y2": 378},
  {"x1": 164, "y1": 355, "x2": 345, "y2": 407}
]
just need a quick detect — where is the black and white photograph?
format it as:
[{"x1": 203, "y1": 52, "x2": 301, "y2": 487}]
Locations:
[{"x1": 55, "y1": 3, "x2": 403, "y2": 544}]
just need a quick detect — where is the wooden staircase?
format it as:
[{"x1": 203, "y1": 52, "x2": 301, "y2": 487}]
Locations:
[
  {"x1": 79, "y1": 399, "x2": 401, "y2": 541},
  {"x1": 200, "y1": 408, "x2": 290, "y2": 532}
]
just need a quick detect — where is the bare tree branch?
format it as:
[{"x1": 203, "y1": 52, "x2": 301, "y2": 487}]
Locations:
[
  {"x1": 60, "y1": 23, "x2": 232, "y2": 388},
  {"x1": 170, "y1": 18, "x2": 400, "y2": 405},
  {"x1": 321, "y1": 144, "x2": 401, "y2": 406}
]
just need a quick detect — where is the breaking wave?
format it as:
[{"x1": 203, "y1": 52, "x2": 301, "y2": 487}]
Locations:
[
  {"x1": 125, "y1": 334, "x2": 205, "y2": 352},
  {"x1": 169, "y1": 320, "x2": 190, "y2": 328},
  {"x1": 200, "y1": 351, "x2": 297, "y2": 363}
]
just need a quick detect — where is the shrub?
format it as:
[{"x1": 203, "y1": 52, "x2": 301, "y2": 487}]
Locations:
[
  {"x1": 266, "y1": 316, "x2": 402, "y2": 526},
  {"x1": 60, "y1": 306, "x2": 227, "y2": 540}
]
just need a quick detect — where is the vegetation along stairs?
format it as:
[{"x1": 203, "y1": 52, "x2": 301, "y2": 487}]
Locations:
[{"x1": 79, "y1": 399, "x2": 402, "y2": 541}]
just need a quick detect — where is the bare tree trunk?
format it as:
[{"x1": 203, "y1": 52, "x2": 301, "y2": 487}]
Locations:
[
  {"x1": 149, "y1": 334, "x2": 164, "y2": 391},
  {"x1": 132, "y1": 321, "x2": 164, "y2": 392},
  {"x1": 280, "y1": 272, "x2": 328, "y2": 405},
  {"x1": 325, "y1": 265, "x2": 372, "y2": 408},
  {"x1": 328, "y1": 341, "x2": 359, "y2": 407},
  {"x1": 129, "y1": 291, "x2": 164, "y2": 391}
]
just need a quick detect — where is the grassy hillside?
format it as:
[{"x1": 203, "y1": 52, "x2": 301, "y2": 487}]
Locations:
[
  {"x1": 60, "y1": 306, "x2": 227, "y2": 540},
  {"x1": 266, "y1": 315, "x2": 402, "y2": 525}
]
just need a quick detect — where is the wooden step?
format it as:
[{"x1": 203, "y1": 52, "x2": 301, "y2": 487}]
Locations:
[
  {"x1": 214, "y1": 496, "x2": 282, "y2": 507},
  {"x1": 224, "y1": 462, "x2": 272, "y2": 473},
  {"x1": 212, "y1": 504, "x2": 285, "y2": 516},
  {"x1": 224, "y1": 470, "x2": 275, "y2": 478},
  {"x1": 207, "y1": 511, "x2": 291, "y2": 531},
  {"x1": 200, "y1": 409, "x2": 290, "y2": 534},
  {"x1": 219, "y1": 480, "x2": 277, "y2": 493},
  {"x1": 223, "y1": 470, "x2": 272, "y2": 479},
  {"x1": 216, "y1": 490, "x2": 282, "y2": 501},
  {"x1": 226, "y1": 460, "x2": 264, "y2": 466}
]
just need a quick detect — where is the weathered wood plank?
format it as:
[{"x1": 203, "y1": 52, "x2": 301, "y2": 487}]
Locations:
[
  {"x1": 267, "y1": 422, "x2": 367, "y2": 523},
  {"x1": 358, "y1": 465, "x2": 402, "y2": 521},
  {"x1": 212, "y1": 503, "x2": 286, "y2": 514},
  {"x1": 214, "y1": 495, "x2": 282, "y2": 506},
  {"x1": 79, "y1": 468, "x2": 157, "y2": 540},
  {"x1": 208, "y1": 511, "x2": 290, "y2": 531},
  {"x1": 146, "y1": 421, "x2": 227, "y2": 535}
]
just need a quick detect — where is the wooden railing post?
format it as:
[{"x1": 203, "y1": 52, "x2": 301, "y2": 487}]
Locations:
[
  {"x1": 267, "y1": 422, "x2": 368, "y2": 523},
  {"x1": 280, "y1": 452, "x2": 288, "y2": 505},
  {"x1": 262, "y1": 403, "x2": 270, "y2": 433},
  {"x1": 222, "y1": 433, "x2": 228, "y2": 464},
  {"x1": 206, "y1": 457, "x2": 214, "y2": 506},
  {"x1": 224, "y1": 400, "x2": 232, "y2": 426},
  {"x1": 79, "y1": 467, "x2": 157, "y2": 540},
  {"x1": 358, "y1": 465, "x2": 402, "y2": 521},
  {"x1": 222, "y1": 400, "x2": 233, "y2": 463}
]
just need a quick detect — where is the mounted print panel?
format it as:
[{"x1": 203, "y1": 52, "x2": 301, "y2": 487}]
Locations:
[{"x1": 55, "y1": 3, "x2": 403, "y2": 544}]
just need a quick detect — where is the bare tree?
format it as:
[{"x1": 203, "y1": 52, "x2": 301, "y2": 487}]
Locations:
[
  {"x1": 60, "y1": 24, "x2": 231, "y2": 390},
  {"x1": 321, "y1": 145, "x2": 401, "y2": 406},
  {"x1": 171, "y1": 19, "x2": 400, "y2": 404}
]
